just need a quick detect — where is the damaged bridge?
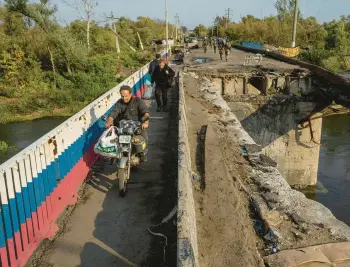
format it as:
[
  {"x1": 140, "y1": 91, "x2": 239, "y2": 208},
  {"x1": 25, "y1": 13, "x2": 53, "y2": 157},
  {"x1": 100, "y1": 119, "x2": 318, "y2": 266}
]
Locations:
[
  {"x1": 178, "y1": 47, "x2": 350, "y2": 267},
  {"x1": 2, "y1": 44, "x2": 350, "y2": 267}
]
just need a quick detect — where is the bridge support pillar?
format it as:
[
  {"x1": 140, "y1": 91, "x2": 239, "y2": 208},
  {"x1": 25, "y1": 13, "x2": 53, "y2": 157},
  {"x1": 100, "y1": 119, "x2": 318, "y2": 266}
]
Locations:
[
  {"x1": 232, "y1": 100, "x2": 323, "y2": 187},
  {"x1": 263, "y1": 109, "x2": 323, "y2": 186}
]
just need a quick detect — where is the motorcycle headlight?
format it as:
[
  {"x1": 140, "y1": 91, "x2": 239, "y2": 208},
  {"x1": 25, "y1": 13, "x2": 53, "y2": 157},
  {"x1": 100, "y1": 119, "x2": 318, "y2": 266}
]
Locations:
[{"x1": 135, "y1": 128, "x2": 142, "y2": 135}]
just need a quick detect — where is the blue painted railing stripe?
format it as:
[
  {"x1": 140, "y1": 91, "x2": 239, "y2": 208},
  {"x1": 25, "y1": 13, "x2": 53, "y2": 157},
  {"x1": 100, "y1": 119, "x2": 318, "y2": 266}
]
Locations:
[
  {"x1": 0, "y1": 214, "x2": 6, "y2": 247},
  {"x1": 2, "y1": 204, "x2": 13, "y2": 240},
  {"x1": 27, "y1": 181, "x2": 37, "y2": 214},
  {"x1": 9, "y1": 198, "x2": 20, "y2": 233},
  {"x1": 37, "y1": 172, "x2": 45, "y2": 204},
  {"x1": 15, "y1": 192, "x2": 26, "y2": 225},
  {"x1": 22, "y1": 187, "x2": 32, "y2": 220},
  {"x1": 32, "y1": 177, "x2": 42, "y2": 209}
]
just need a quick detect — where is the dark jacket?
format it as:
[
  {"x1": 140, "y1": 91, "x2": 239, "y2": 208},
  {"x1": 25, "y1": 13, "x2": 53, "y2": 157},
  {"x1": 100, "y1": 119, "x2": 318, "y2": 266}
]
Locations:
[
  {"x1": 149, "y1": 59, "x2": 160, "y2": 76},
  {"x1": 110, "y1": 97, "x2": 149, "y2": 125},
  {"x1": 151, "y1": 64, "x2": 175, "y2": 87}
]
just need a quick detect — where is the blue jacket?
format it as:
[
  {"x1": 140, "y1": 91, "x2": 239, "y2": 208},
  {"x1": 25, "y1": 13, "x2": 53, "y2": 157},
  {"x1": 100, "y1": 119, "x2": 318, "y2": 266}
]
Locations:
[{"x1": 149, "y1": 59, "x2": 160, "y2": 76}]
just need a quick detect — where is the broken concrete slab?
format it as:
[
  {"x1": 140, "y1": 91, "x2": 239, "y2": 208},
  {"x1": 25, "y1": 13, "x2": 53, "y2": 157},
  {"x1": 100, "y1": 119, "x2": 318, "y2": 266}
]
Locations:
[{"x1": 264, "y1": 242, "x2": 350, "y2": 267}]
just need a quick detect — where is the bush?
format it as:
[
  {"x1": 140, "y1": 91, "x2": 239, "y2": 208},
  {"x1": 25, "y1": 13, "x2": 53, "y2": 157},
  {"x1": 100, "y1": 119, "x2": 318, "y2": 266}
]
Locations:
[
  {"x1": 299, "y1": 49, "x2": 332, "y2": 65},
  {"x1": 321, "y1": 56, "x2": 344, "y2": 72},
  {"x1": 0, "y1": 141, "x2": 10, "y2": 153},
  {"x1": 0, "y1": 141, "x2": 17, "y2": 164}
]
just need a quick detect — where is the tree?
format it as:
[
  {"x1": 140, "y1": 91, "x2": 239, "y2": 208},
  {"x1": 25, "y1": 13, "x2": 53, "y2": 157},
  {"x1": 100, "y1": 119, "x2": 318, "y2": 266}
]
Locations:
[
  {"x1": 194, "y1": 24, "x2": 207, "y2": 37},
  {"x1": 274, "y1": 0, "x2": 301, "y2": 21},
  {"x1": 64, "y1": 0, "x2": 98, "y2": 52},
  {"x1": 5, "y1": 0, "x2": 57, "y2": 33}
]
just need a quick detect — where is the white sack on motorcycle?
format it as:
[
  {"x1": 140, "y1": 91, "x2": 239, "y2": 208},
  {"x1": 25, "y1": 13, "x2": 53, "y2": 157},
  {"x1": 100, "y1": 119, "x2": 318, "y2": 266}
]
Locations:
[{"x1": 94, "y1": 126, "x2": 119, "y2": 158}]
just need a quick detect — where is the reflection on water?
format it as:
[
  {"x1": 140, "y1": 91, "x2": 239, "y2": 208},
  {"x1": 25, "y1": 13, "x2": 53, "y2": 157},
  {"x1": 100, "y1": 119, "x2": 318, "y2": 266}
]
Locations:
[
  {"x1": 302, "y1": 114, "x2": 350, "y2": 225},
  {"x1": 0, "y1": 117, "x2": 67, "y2": 164}
]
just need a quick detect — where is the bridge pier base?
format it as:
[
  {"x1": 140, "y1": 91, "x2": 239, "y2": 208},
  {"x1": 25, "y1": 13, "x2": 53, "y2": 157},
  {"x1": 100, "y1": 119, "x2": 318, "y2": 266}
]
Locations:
[
  {"x1": 263, "y1": 110, "x2": 323, "y2": 186},
  {"x1": 229, "y1": 100, "x2": 323, "y2": 187}
]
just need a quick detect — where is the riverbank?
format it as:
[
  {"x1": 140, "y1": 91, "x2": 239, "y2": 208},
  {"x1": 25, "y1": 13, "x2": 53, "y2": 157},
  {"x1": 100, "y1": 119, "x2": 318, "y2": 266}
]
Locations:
[{"x1": 0, "y1": 99, "x2": 80, "y2": 124}]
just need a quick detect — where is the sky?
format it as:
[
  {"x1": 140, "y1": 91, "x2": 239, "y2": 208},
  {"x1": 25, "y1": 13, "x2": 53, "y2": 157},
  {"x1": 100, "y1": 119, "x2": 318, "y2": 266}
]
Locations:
[{"x1": 51, "y1": 0, "x2": 350, "y2": 29}]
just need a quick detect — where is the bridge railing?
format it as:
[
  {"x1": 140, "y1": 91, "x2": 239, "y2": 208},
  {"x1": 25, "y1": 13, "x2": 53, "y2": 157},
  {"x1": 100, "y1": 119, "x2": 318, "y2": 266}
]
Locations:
[{"x1": 0, "y1": 50, "x2": 169, "y2": 267}]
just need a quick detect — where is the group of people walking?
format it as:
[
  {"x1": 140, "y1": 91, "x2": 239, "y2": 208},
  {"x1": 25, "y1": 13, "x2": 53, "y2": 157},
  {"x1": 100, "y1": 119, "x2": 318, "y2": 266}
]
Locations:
[{"x1": 203, "y1": 37, "x2": 231, "y2": 61}]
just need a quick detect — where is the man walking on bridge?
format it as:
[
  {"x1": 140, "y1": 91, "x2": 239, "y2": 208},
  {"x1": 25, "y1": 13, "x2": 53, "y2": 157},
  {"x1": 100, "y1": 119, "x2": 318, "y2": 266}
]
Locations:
[
  {"x1": 224, "y1": 42, "x2": 231, "y2": 62},
  {"x1": 213, "y1": 38, "x2": 218, "y2": 53},
  {"x1": 218, "y1": 44, "x2": 224, "y2": 60},
  {"x1": 152, "y1": 60, "x2": 175, "y2": 112},
  {"x1": 203, "y1": 38, "x2": 208, "y2": 53}
]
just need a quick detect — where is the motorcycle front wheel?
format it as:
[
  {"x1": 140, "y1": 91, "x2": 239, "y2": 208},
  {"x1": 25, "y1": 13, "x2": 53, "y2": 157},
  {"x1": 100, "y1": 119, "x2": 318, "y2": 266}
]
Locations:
[{"x1": 118, "y1": 168, "x2": 128, "y2": 197}]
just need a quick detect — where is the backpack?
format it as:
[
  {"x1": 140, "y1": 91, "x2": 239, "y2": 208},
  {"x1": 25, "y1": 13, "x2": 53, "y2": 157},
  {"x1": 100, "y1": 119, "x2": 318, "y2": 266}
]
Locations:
[{"x1": 149, "y1": 59, "x2": 159, "y2": 76}]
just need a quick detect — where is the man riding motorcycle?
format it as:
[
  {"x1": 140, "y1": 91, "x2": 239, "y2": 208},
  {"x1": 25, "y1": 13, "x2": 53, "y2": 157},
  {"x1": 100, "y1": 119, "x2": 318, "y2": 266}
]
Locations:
[{"x1": 105, "y1": 85, "x2": 150, "y2": 160}]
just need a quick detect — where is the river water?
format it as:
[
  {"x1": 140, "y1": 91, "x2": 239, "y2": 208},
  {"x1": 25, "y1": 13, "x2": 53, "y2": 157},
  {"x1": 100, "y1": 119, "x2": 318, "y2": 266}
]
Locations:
[
  {"x1": 302, "y1": 114, "x2": 350, "y2": 226},
  {"x1": 0, "y1": 117, "x2": 67, "y2": 164}
]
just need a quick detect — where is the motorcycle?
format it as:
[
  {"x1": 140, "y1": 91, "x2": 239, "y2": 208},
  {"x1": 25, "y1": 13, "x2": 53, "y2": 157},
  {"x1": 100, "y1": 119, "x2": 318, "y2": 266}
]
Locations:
[{"x1": 102, "y1": 117, "x2": 148, "y2": 197}]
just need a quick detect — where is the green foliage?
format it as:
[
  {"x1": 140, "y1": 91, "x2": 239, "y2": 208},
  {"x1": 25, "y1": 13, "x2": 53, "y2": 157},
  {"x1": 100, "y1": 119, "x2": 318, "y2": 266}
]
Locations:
[
  {"x1": 194, "y1": 24, "x2": 208, "y2": 37},
  {"x1": 299, "y1": 49, "x2": 332, "y2": 66},
  {"x1": 0, "y1": 2, "x2": 167, "y2": 123},
  {"x1": 0, "y1": 44, "x2": 26, "y2": 88},
  {"x1": 322, "y1": 56, "x2": 344, "y2": 72},
  {"x1": 0, "y1": 141, "x2": 11, "y2": 153},
  {"x1": 0, "y1": 140, "x2": 17, "y2": 163},
  {"x1": 274, "y1": 0, "x2": 300, "y2": 21}
]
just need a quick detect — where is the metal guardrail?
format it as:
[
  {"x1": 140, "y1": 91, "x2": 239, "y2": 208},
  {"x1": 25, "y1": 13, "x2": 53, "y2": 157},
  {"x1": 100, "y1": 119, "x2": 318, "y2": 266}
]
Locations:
[{"x1": 0, "y1": 50, "x2": 169, "y2": 267}]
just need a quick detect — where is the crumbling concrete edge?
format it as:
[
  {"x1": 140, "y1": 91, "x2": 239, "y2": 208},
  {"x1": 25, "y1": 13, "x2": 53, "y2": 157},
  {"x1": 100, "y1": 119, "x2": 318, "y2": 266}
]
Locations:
[{"x1": 177, "y1": 71, "x2": 199, "y2": 267}]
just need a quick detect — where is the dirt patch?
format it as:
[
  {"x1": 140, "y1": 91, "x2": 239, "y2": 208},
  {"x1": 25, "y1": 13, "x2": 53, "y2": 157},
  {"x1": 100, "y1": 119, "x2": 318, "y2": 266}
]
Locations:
[{"x1": 184, "y1": 75, "x2": 264, "y2": 267}]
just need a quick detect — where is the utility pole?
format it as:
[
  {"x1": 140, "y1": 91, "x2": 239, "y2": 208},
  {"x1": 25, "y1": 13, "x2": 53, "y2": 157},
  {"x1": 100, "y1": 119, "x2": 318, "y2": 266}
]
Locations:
[
  {"x1": 225, "y1": 8, "x2": 233, "y2": 29},
  {"x1": 165, "y1": 0, "x2": 169, "y2": 55},
  {"x1": 113, "y1": 23, "x2": 121, "y2": 55},
  {"x1": 175, "y1": 14, "x2": 180, "y2": 42},
  {"x1": 107, "y1": 13, "x2": 120, "y2": 58},
  {"x1": 291, "y1": 0, "x2": 299, "y2": 48}
]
